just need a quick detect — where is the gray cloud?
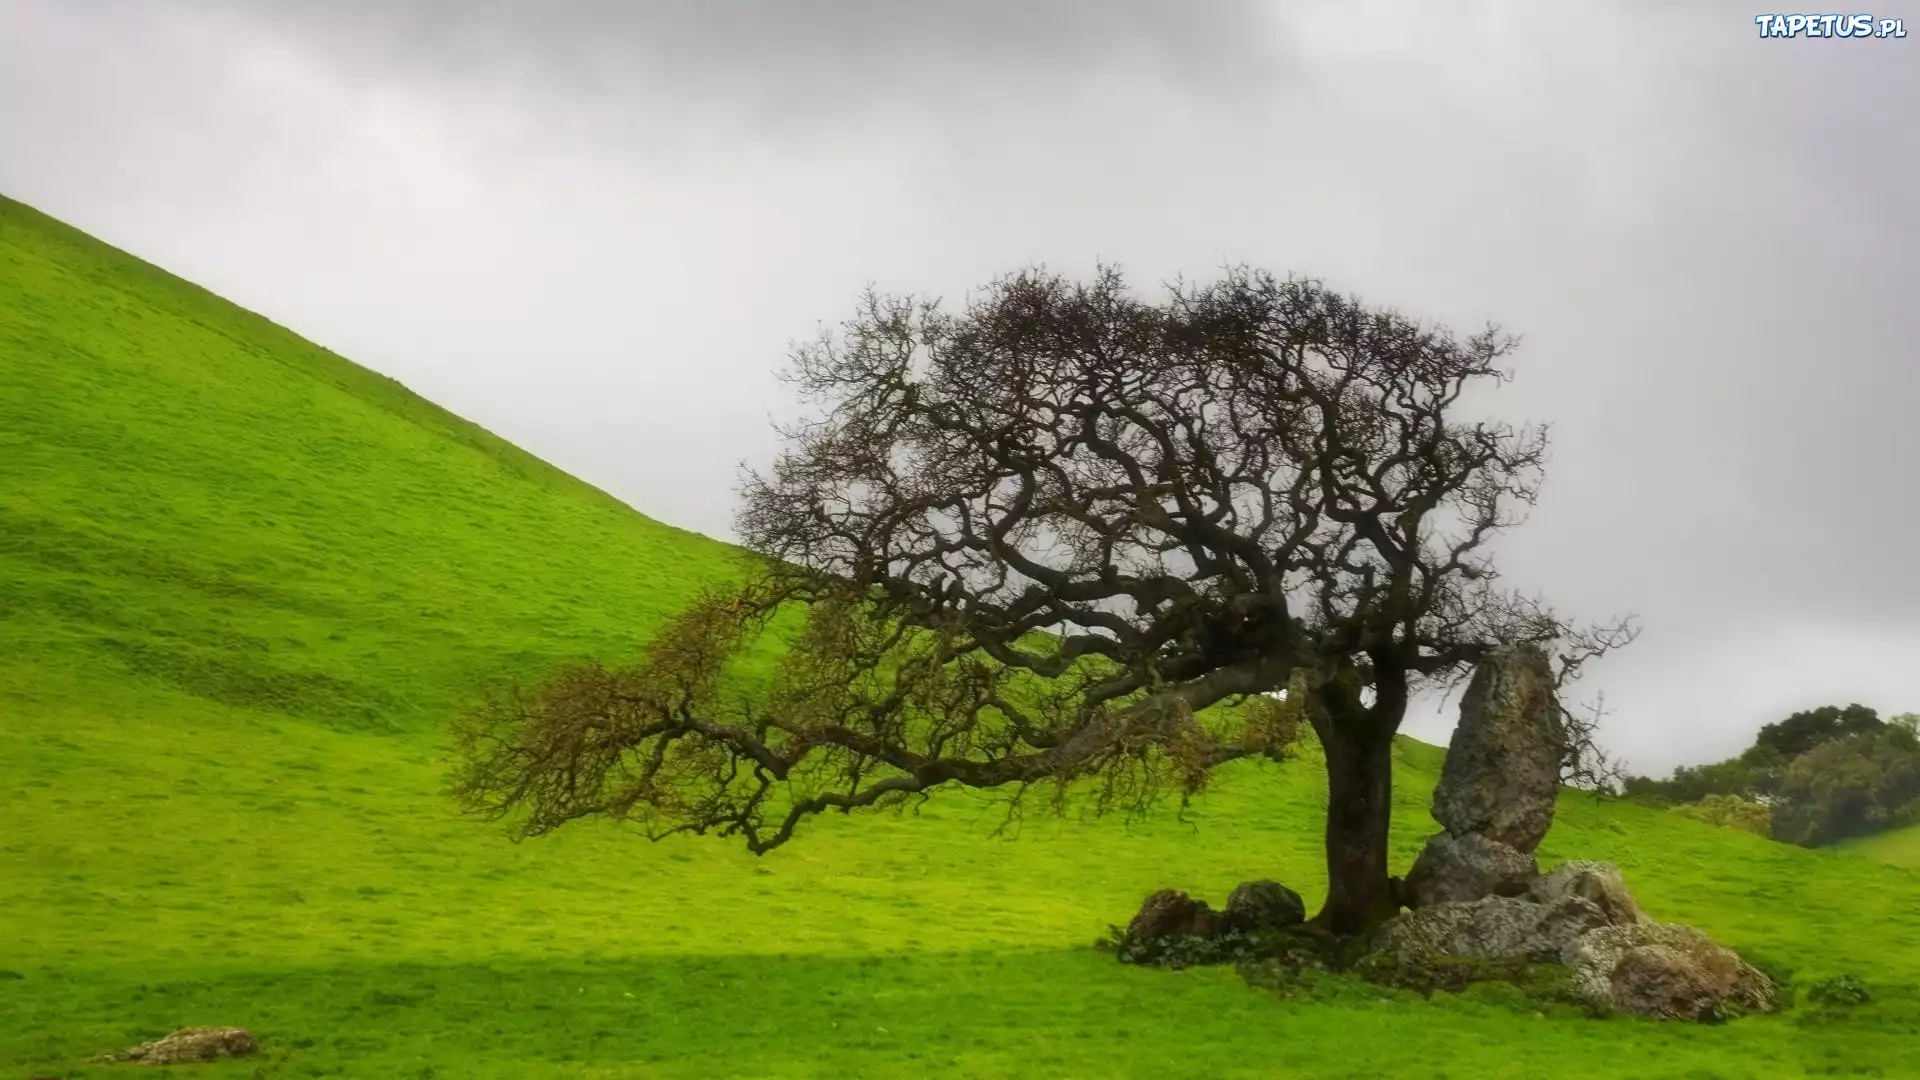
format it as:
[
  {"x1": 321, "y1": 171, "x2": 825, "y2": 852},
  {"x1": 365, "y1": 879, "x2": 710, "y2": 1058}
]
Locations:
[
  {"x1": 151, "y1": 0, "x2": 1288, "y2": 135},
  {"x1": 1, "y1": 0, "x2": 1914, "y2": 772}
]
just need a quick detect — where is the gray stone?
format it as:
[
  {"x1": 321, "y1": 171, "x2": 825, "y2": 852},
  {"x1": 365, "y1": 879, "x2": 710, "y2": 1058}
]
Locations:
[
  {"x1": 1564, "y1": 922, "x2": 1774, "y2": 1019},
  {"x1": 1527, "y1": 860, "x2": 1646, "y2": 927},
  {"x1": 1222, "y1": 880, "x2": 1306, "y2": 932},
  {"x1": 90, "y1": 1027, "x2": 258, "y2": 1065},
  {"x1": 1374, "y1": 893, "x2": 1612, "y2": 966},
  {"x1": 1403, "y1": 832, "x2": 1539, "y2": 908},
  {"x1": 1124, "y1": 889, "x2": 1219, "y2": 943},
  {"x1": 1432, "y1": 644, "x2": 1567, "y2": 853}
]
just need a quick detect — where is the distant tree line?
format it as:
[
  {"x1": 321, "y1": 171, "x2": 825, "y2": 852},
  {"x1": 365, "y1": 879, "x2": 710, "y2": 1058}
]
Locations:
[{"x1": 1622, "y1": 705, "x2": 1920, "y2": 847}]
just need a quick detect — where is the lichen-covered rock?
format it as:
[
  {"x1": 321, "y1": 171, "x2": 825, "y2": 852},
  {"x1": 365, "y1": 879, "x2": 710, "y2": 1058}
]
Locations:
[
  {"x1": 1563, "y1": 922, "x2": 1697, "y2": 990},
  {"x1": 91, "y1": 1026, "x2": 257, "y2": 1065},
  {"x1": 1222, "y1": 880, "x2": 1306, "y2": 932},
  {"x1": 1528, "y1": 860, "x2": 1646, "y2": 927},
  {"x1": 1374, "y1": 893, "x2": 1612, "y2": 966},
  {"x1": 1403, "y1": 832, "x2": 1539, "y2": 908},
  {"x1": 1432, "y1": 644, "x2": 1567, "y2": 853},
  {"x1": 1564, "y1": 923, "x2": 1774, "y2": 1019},
  {"x1": 1125, "y1": 889, "x2": 1219, "y2": 942},
  {"x1": 1612, "y1": 944, "x2": 1769, "y2": 1020}
]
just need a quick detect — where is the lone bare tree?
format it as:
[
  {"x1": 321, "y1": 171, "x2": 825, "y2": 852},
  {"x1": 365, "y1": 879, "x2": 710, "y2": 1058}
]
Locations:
[{"x1": 453, "y1": 266, "x2": 1630, "y2": 935}]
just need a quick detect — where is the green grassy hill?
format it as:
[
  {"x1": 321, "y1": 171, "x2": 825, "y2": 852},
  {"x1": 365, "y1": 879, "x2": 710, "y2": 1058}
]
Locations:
[{"x1": 2, "y1": 193, "x2": 1917, "y2": 1078}]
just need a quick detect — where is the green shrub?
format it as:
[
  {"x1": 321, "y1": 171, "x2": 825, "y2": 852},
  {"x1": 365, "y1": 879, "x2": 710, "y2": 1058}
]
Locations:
[
  {"x1": 1806, "y1": 974, "x2": 1872, "y2": 1008},
  {"x1": 1672, "y1": 793, "x2": 1772, "y2": 835}
]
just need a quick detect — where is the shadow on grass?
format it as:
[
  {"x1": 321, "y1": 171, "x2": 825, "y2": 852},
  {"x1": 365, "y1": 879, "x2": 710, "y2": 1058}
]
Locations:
[{"x1": 3, "y1": 950, "x2": 1913, "y2": 1080}]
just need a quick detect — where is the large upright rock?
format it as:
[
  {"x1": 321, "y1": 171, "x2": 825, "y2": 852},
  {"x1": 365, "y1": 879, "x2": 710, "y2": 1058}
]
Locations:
[{"x1": 1432, "y1": 644, "x2": 1567, "y2": 853}]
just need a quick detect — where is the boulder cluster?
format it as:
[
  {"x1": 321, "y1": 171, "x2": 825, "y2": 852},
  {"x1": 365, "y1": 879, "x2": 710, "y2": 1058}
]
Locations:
[
  {"x1": 1380, "y1": 859, "x2": 1773, "y2": 1019},
  {"x1": 1384, "y1": 644, "x2": 1774, "y2": 1021},
  {"x1": 1116, "y1": 645, "x2": 1777, "y2": 1022},
  {"x1": 1124, "y1": 879, "x2": 1308, "y2": 944}
]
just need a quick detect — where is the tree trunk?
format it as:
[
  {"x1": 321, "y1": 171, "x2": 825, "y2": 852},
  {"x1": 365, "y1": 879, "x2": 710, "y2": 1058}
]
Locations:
[{"x1": 1311, "y1": 723, "x2": 1400, "y2": 936}]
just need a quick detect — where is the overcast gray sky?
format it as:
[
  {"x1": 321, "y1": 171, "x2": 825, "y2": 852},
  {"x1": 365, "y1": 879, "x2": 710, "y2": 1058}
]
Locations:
[{"x1": 2, "y1": 0, "x2": 1914, "y2": 773}]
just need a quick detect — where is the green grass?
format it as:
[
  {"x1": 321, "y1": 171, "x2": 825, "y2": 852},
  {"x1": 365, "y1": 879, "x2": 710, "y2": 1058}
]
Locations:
[
  {"x1": 2, "y1": 191, "x2": 1918, "y2": 1078},
  {"x1": 1842, "y1": 822, "x2": 1920, "y2": 869}
]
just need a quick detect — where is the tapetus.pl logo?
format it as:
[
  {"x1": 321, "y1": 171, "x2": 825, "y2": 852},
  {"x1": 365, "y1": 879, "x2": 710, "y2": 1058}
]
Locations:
[{"x1": 1753, "y1": 13, "x2": 1907, "y2": 36}]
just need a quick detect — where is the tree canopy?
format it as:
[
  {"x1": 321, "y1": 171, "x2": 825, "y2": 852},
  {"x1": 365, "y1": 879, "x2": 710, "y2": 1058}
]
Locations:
[
  {"x1": 452, "y1": 266, "x2": 1628, "y2": 934},
  {"x1": 1755, "y1": 703, "x2": 1884, "y2": 759},
  {"x1": 1625, "y1": 705, "x2": 1920, "y2": 847}
]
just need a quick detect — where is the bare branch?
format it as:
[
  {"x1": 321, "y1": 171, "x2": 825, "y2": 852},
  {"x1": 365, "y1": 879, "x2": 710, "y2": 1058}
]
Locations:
[{"x1": 453, "y1": 265, "x2": 1633, "y2": 932}]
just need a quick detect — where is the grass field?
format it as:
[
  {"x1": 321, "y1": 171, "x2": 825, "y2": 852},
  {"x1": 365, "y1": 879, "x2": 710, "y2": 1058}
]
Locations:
[
  {"x1": 3, "y1": 192, "x2": 1919, "y2": 1078},
  {"x1": 1842, "y1": 823, "x2": 1920, "y2": 870}
]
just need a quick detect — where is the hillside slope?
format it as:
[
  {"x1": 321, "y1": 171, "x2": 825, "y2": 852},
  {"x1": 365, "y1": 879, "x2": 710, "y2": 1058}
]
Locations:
[
  {"x1": 1842, "y1": 822, "x2": 1920, "y2": 869},
  {"x1": 2, "y1": 194, "x2": 1917, "y2": 1079},
  {"x1": 0, "y1": 194, "x2": 747, "y2": 729}
]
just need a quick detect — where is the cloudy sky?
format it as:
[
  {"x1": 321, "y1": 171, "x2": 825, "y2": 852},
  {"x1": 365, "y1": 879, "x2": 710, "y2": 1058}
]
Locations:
[{"x1": 2, "y1": 1, "x2": 1914, "y2": 772}]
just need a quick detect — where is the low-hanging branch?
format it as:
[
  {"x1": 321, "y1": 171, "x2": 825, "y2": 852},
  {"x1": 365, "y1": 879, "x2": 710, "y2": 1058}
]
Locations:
[{"x1": 453, "y1": 576, "x2": 1304, "y2": 851}]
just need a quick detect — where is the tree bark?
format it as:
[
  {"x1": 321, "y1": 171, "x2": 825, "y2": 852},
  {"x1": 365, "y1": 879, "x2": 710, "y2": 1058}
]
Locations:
[{"x1": 1311, "y1": 722, "x2": 1401, "y2": 937}]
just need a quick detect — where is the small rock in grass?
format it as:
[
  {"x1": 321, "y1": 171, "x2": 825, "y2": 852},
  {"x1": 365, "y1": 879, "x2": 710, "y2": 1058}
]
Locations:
[
  {"x1": 1125, "y1": 889, "x2": 1220, "y2": 943},
  {"x1": 90, "y1": 1026, "x2": 258, "y2": 1065}
]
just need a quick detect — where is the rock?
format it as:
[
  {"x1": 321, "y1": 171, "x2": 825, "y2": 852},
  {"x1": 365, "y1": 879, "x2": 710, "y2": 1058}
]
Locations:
[
  {"x1": 1431, "y1": 643, "x2": 1567, "y2": 853},
  {"x1": 1611, "y1": 945, "x2": 1767, "y2": 1021},
  {"x1": 1403, "y1": 832, "x2": 1538, "y2": 908},
  {"x1": 1193, "y1": 907, "x2": 1222, "y2": 937},
  {"x1": 1527, "y1": 860, "x2": 1646, "y2": 927},
  {"x1": 1564, "y1": 923, "x2": 1774, "y2": 1019},
  {"x1": 91, "y1": 1026, "x2": 258, "y2": 1065},
  {"x1": 1222, "y1": 880, "x2": 1306, "y2": 932},
  {"x1": 1374, "y1": 893, "x2": 1612, "y2": 966},
  {"x1": 1563, "y1": 922, "x2": 1694, "y2": 985},
  {"x1": 1125, "y1": 889, "x2": 1218, "y2": 942}
]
